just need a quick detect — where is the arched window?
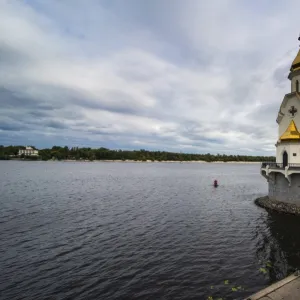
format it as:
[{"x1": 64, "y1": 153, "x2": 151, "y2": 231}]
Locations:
[
  {"x1": 296, "y1": 80, "x2": 299, "y2": 92},
  {"x1": 283, "y1": 151, "x2": 288, "y2": 168}
]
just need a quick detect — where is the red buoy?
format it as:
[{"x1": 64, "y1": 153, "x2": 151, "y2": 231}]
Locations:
[{"x1": 213, "y1": 180, "x2": 218, "y2": 187}]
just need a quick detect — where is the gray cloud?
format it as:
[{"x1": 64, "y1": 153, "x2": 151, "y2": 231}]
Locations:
[
  {"x1": 44, "y1": 120, "x2": 67, "y2": 129},
  {"x1": 0, "y1": 0, "x2": 300, "y2": 154},
  {"x1": 0, "y1": 121, "x2": 24, "y2": 132}
]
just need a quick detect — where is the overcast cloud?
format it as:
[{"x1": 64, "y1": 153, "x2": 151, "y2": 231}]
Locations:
[{"x1": 0, "y1": 0, "x2": 299, "y2": 155}]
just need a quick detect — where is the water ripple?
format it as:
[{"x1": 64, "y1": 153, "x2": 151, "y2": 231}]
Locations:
[{"x1": 1, "y1": 162, "x2": 300, "y2": 300}]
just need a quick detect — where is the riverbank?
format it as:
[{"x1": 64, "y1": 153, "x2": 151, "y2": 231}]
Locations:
[
  {"x1": 255, "y1": 196, "x2": 300, "y2": 216},
  {"x1": 64, "y1": 160, "x2": 261, "y2": 163},
  {"x1": 4, "y1": 158, "x2": 262, "y2": 163}
]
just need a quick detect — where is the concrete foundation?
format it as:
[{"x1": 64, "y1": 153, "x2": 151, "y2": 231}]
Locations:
[
  {"x1": 268, "y1": 172, "x2": 300, "y2": 205},
  {"x1": 245, "y1": 271, "x2": 300, "y2": 300}
]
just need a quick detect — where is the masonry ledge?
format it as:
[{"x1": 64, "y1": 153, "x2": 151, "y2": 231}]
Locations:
[{"x1": 261, "y1": 167, "x2": 300, "y2": 175}]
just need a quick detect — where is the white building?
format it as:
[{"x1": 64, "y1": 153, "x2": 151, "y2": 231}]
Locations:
[
  {"x1": 261, "y1": 37, "x2": 300, "y2": 204},
  {"x1": 18, "y1": 146, "x2": 39, "y2": 156}
]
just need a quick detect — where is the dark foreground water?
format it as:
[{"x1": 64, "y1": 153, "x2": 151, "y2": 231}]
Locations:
[{"x1": 1, "y1": 162, "x2": 300, "y2": 300}]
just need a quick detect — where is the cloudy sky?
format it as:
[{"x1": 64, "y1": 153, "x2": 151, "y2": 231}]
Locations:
[{"x1": 1, "y1": 0, "x2": 300, "y2": 155}]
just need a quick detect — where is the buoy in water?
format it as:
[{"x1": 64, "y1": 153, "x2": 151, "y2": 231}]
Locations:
[{"x1": 213, "y1": 179, "x2": 218, "y2": 187}]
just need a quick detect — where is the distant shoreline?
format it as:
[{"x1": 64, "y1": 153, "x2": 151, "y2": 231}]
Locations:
[
  {"x1": 5, "y1": 158, "x2": 262, "y2": 164},
  {"x1": 1, "y1": 145, "x2": 275, "y2": 163}
]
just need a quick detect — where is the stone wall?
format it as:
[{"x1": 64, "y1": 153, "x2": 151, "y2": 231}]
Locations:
[
  {"x1": 255, "y1": 196, "x2": 300, "y2": 216},
  {"x1": 268, "y1": 172, "x2": 300, "y2": 205}
]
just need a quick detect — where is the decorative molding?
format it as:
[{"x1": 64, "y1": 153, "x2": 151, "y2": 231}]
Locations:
[
  {"x1": 288, "y1": 105, "x2": 298, "y2": 118},
  {"x1": 277, "y1": 92, "x2": 298, "y2": 124},
  {"x1": 288, "y1": 68, "x2": 300, "y2": 80}
]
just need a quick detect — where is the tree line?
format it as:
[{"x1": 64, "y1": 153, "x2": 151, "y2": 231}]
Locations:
[{"x1": 0, "y1": 145, "x2": 275, "y2": 162}]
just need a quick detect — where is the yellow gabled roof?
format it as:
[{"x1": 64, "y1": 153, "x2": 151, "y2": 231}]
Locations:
[
  {"x1": 280, "y1": 120, "x2": 300, "y2": 140},
  {"x1": 291, "y1": 49, "x2": 300, "y2": 72}
]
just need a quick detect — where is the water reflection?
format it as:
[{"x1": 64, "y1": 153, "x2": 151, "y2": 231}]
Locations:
[{"x1": 256, "y1": 211, "x2": 300, "y2": 284}]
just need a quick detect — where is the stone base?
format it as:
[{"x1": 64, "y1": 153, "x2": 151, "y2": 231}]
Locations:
[
  {"x1": 255, "y1": 196, "x2": 300, "y2": 216},
  {"x1": 268, "y1": 172, "x2": 300, "y2": 204}
]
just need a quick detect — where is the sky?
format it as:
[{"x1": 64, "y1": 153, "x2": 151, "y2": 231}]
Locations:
[{"x1": 0, "y1": 0, "x2": 300, "y2": 155}]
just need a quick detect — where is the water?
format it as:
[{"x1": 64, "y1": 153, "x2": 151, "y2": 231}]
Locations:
[{"x1": 1, "y1": 161, "x2": 300, "y2": 300}]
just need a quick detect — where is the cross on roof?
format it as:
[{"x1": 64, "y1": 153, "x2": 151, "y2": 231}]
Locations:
[{"x1": 289, "y1": 106, "x2": 297, "y2": 117}]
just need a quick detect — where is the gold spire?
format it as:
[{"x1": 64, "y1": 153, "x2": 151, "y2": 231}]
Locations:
[
  {"x1": 290, "y1": 49, "x2": 300, "y2": 72},
  {"x1": 280, "y1": 120, "x2": 300, "y2": 141}
]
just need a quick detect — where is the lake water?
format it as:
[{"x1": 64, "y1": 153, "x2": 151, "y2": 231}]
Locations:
[{"x1": 1, "y1": 161, "x2": 300, "y2": 300}]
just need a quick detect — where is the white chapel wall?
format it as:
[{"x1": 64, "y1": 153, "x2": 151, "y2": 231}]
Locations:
[
  {"x1": 278, "y1": 95, "x2": 300, "y2": 137},
  {"x1": 277, "y1": 91, "x2": 300, "y2": 164},
  {"x1": 276, "y1": 143, "x2": 300, "y2": 164},
  {"x1": 291, "y1": 75, "x2": 300, "y2": 93}
]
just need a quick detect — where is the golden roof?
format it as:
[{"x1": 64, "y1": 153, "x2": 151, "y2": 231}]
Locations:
[
  {"x1": 280, "y1": 120, "x2": 300, "y2": 140},
  {"x1": 290, "y1": 49, "x2": 300, "y2": 72}
]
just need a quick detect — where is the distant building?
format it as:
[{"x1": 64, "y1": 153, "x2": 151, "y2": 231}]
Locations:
[{"x1": 18, "y1": 146, "x2": 39, "y2": 156}]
